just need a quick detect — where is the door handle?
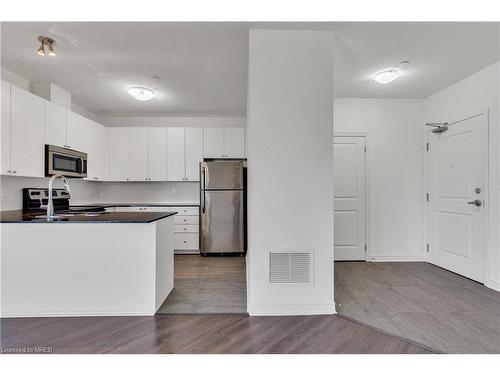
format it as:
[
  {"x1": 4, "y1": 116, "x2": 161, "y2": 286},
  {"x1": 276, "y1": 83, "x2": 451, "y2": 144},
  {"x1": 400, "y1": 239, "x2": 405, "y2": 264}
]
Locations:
[
  {"x1": 467, "y1": 199, "x2": 482, "y2": 207},
  {"x1": 200, "y1": 162, "x2": 206, "y2": 214}
]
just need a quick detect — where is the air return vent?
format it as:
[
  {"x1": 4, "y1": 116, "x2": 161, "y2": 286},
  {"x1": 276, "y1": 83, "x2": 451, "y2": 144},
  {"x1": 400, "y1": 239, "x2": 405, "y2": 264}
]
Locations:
[{"x1": 268, "y1": 250, "x2": 313, "y2": 284}]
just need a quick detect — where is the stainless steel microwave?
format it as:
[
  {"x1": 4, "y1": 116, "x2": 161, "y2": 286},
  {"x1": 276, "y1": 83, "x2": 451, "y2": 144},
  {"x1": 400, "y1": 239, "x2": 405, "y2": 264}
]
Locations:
[{"x1": 45, "y1": 145, "x2": 87, "y2": 178}]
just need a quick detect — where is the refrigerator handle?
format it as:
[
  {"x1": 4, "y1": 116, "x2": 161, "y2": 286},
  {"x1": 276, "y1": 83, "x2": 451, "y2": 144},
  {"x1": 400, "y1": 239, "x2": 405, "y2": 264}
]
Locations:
[{"x1": 200, "y1": 162, "x2": 206, "y2": 214}]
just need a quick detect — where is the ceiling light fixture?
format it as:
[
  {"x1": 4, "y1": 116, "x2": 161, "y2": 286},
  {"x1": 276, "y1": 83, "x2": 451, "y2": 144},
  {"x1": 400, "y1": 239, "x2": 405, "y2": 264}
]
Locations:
[
  {"x1": 372, "y1": 60, "x2": 409, "y2": 85},
  {"x1": 373, "y1": 69, "x2": 399, "y2": 84},
  {"x1": 127, "y1": 86, "x2": 156, "y2": 101},
  {"x1": 37, "y1": 36, "x2": 56, "y2": 57}
]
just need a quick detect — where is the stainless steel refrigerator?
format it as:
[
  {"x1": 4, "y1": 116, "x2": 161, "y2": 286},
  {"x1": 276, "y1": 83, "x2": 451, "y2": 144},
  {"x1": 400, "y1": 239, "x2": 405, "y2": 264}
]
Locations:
[{"x1": 200, "y1": 160, "x2": 246, "y2": 255}]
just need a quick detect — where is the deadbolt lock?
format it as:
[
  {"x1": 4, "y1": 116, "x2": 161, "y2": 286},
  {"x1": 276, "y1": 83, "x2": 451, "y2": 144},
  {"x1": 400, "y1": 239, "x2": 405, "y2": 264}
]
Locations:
[{"x1": 475, "y1": 188, "x2": 481, "y2": 194}]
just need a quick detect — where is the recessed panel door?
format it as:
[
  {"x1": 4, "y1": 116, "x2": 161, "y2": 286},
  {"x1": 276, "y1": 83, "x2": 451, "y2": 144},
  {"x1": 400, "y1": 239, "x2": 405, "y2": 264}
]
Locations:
[
  {"x1": 428, "y1": 114, "x2": 486, "y2": 282},
  {"x1": 334, "y1": 136, "x2": 366, "y2": 260}
]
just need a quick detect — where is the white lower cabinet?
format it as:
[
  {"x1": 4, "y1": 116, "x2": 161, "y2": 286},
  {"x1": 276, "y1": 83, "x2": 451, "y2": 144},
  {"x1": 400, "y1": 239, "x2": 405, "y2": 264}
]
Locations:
[{"x1": 174, "y1": 233, "x2": 199, "y2": 251}]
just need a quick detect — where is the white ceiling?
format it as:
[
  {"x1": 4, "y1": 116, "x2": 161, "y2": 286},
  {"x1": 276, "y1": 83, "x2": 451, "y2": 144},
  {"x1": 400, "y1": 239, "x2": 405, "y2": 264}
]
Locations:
[{"x1": 1, "y1": 22, "x2": 499, "y2": 117}]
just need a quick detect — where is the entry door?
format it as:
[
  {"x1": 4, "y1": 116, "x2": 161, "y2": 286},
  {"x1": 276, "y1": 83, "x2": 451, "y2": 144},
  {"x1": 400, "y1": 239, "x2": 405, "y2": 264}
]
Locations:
[
  {"x1": 334, "y1": 136, "x2": 366, "y2": 260},
  {"x1": 428, "y1": 114, "x2": 486, "y2": 282}
]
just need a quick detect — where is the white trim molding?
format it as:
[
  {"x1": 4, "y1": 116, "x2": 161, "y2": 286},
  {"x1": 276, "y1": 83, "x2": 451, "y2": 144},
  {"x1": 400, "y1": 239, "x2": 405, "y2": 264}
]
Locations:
[{"x1": 248, "y1": 303, "x2": 336, "y2": 316}]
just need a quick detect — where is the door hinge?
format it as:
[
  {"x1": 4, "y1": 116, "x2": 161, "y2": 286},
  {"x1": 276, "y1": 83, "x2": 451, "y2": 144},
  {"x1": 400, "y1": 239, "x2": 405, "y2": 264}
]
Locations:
[
  {"x1": 426, "y1": 142, "x2": 429, "y2": 152},
  {"x1": 426, "y1": 193, "x2": 430, "y2": 202},
  {"x1": 364, "y1": 146, "x2": 367, "y2": 153},
  {"x1": 364, "y1": 244, "x2": 367, "y2": 251},
  {"x1": 426, "y1": 243, "x2": 430, "y2": 252}
]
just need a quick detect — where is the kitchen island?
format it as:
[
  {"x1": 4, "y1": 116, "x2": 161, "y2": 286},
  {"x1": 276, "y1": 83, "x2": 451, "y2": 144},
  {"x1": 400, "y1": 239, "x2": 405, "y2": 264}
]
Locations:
[{"x1": 0, "y1": 210, "x2": 177, "y2": 317}]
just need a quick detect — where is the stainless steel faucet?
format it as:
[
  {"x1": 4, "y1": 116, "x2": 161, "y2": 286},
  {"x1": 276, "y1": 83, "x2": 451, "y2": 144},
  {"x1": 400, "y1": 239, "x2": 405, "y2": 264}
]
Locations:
[{"x1": 47, "y1": 174, "x2": 71, "y2": 221}]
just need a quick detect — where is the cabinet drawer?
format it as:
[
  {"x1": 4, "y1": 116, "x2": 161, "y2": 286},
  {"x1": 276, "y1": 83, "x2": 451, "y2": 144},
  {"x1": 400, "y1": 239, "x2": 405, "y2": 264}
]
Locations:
[
  {"x1": 174, "y1": 215, "x2": 199, "y2": 225},
  {"x1": 175, "y1": 233, "x2": 199, "y2": 250},
  {"x1": 171, "y1": 206, "x2": 198, "y2": 216},
  {"x1": 174, "y1": 224, "x2": 199, "y2": 233}
]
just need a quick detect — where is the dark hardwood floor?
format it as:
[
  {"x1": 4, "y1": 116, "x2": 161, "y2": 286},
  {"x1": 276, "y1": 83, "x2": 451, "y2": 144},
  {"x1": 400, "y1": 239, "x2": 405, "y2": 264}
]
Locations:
[
  {"x1": 157, "y1": 255, "x2": 247, "y2": 314},
  {"x1": 335, "y1": 262, "x2": 500, "y2": 353},
  {"x1": 0, "y1": 314, "x2": 435, "y2": 354}
]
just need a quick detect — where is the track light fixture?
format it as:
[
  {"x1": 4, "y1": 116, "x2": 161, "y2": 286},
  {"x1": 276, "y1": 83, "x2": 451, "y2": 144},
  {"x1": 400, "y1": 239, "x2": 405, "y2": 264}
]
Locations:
[{"x1": 37, "y1": 36, "x2": 56, "y2": 57}]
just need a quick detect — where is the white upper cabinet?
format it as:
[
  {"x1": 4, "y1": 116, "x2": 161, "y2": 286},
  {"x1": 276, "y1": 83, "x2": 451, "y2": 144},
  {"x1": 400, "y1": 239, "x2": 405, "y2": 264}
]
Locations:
[
  {"x1": 224, "y1": 128, "x2": 246, "y2": 158},
  {"x1": 185, "y1": 127, "x2": 203, "y2": 181},
  {"x1": 1, "y1": 80, "x2": 11, "y2": 175},
  {"x1": 108, "y1": 127, "x2": 168, "y2": 182},
  {"x1": 44, "y1": 101, "x2": 67, "y2": 148},
  {"x1": 130, "y1": 127, "x2": 149, "y2": 181},
  {"x1": 67, "y1": 111, "x2": 92, "y2": 153},
  {"x1": 108, "y1": 127, "x2": 131, "y2": 181},
  {"x1": 203, "y1": 127, "x2": 246, "y2": 159},
  {"x1": 9, "y1": 85, "x2": 44, "y2": 177},
  {"x1": 148, "y1": 127, "x2": 167, "y2": 181},
  {"x1": 203, "y1": 127, "x2": 225, "y2": 158},
  {"x1": 86, "y1": 121, "x2": 108, "y2": 181},
  {"x1": 166, "y1": 127, "x2": 185, "y2": 181}
]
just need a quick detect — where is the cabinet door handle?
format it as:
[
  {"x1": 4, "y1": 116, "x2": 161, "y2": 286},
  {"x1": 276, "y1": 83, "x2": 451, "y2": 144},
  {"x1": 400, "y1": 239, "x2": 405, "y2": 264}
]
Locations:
[
  {"x1": 12, "y1": 170, "x2": 17, "y2": 173},
  {"x1": 7, "y1": 170, "x2": 11, "y2": 173}
]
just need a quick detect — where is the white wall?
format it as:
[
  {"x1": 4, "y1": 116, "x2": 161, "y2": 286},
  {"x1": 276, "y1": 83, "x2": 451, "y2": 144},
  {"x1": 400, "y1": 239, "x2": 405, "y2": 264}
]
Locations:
[
  {"x1": 334, "y1": 99, "x2": 425, "y2": 261},
  {"x1": 98, "y1": 181, "x2": 199, "y2": 204},
  {"x1": 424, "y1": 61, "x2": 500, "y2": 291},
  {"x1": 1, "y1": 68, "x2": 30, "y2": 91},
  {"x1": 246, "y1": 30, "x2": 335, "y2": 315},
  {"x1": 0, "y1": 176, "x2": 100, "y2": 210},
  {"x1": 0, "y1": 176, "x2": 199, "y2": 210}
]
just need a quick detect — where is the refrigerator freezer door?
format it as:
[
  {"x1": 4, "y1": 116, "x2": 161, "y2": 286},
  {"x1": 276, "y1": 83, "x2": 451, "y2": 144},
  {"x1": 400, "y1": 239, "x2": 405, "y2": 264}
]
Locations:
[
  {"x1": 203, "y1": 160, "x2": 244, "y2": 190},
  {"x1": 201, "y1": 190, "x2": 244, "y2": 254}
]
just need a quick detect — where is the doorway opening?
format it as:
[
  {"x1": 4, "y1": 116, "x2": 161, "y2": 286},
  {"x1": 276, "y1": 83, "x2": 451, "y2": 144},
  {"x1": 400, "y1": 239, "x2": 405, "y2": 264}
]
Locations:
[{"x1": 157, "y1": 159, "x2": 248, "y2": 314}]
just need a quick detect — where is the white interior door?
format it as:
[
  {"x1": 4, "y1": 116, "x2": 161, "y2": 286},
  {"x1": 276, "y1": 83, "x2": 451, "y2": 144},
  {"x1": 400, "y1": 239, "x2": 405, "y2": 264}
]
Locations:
[
  {"x1": 427, "y1": 114, "x2": 486, "y2": 282},
  {"x1": 334, "y1": 136, "x2": 366, "y2": 261}
]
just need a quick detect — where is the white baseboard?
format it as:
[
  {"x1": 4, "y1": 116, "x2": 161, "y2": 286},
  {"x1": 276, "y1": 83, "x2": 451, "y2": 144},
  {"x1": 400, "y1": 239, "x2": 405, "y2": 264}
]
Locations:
[
  {"x1": 0, "y1": 310, "x2": 155, "y2": 318},
  {"x1": 248, "y1": 303, "x2": 336, "y2": 316},
  {"x1": 485, "y1": 279, "x2": 500, "y2": 292},
  {"x1": 366, "y1": 255, "x2": 426, "y2": 262}
]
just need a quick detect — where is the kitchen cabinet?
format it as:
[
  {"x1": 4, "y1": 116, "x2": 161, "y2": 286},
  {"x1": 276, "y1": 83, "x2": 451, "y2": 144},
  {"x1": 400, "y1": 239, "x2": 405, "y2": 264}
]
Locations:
[
  {"x1": 1, "y1": 80, "x2": 11, "y2": 175},
  {"x1": 148, "y1": 127, "x2": 167, "y2": 181},
  {"x1": 108, "y1": 127, "x2": 168, "y2": 182},
  {"x1": 67, "y1": 111, "x2": 92, "y2": 153},
  {"x1": 86, "y1": 120, "x2": 108, "y2": 181},
  {"x1": 44, "y1": 101, "x2": 67, "y2": 148},
  {"x1": 203, "y1": 127, "x2": 225, "y2": 158},
  {"x1": 166, "y1": 128, "x2": 185, "y2": 181},
  {"x1": 185, "y1": 128, "x2": 203, "y2": 181},
  {"x1": 130, "y1": 127, "x2": 149, "y2": 181},
  {"x1": 224, "y1": 128, "x2": 246, "y2": 158},
  {"x1": 7, "y1": 85, "x2": 44, "y2": 177},
  {"x1": 203, "y1": 127, "x2": 245, "y2": 158},
  {"x1": 167, "y1": 127, "x2": 203, "y2": 182},
  {"x1": 108, "y1": 127, "x2": 131, "y2": 181}
]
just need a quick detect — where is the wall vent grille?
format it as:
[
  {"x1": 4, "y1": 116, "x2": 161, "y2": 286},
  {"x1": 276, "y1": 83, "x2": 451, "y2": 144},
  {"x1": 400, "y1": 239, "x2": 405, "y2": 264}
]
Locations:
[{"x1": 268, "y1": 250, "x2": 313, "y2": 284}]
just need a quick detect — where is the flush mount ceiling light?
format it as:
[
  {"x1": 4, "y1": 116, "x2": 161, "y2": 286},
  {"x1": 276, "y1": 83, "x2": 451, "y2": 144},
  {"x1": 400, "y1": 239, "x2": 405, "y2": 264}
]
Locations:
[
  {"x1": 373, "y1": 69, "x2": 399, "y2": 84},
  {"x1": 127, "y1": 86, "x2": 156, "y2": 101},
  {"x1": 37, "y1": 36, "x2": 56, "y2": 57},
  {"x1": 372, "y1": 60, "x2": 409, "y2": 85}
]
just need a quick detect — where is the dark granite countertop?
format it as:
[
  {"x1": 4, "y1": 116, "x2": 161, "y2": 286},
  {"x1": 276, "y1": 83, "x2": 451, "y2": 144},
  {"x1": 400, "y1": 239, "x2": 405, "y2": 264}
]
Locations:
[
  {"x1": 71, "y1": 202, "x2": 199, "y2": 208},
  {"x1": 0, "y1": 210, "x2": 177, "y2": 223}
]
